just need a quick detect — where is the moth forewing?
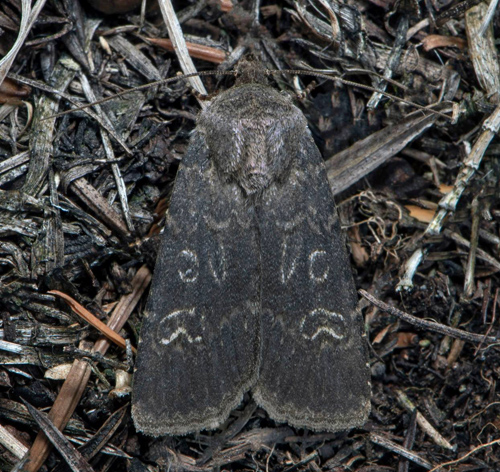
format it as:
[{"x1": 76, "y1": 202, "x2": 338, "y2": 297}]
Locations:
[
  {"x1": 131, "y1": 131, "x2": 261, "y2": 436},
  {"x1": 253, "y1": 133, "x2": 371, "y2": 431},
  {"x1": 132, "y1": 73, "x2": 370, "y2": 435}
]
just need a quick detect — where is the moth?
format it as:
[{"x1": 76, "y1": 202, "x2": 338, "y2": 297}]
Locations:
[{"x1": 131, "y1": 63, "x2": 371, "y2": 436}]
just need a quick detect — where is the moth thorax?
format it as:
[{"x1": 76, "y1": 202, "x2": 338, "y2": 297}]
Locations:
[
  {"x1": 198, "y1": 83, "x2": 308, "y2": 195},
  {"x1": 231, "y1": 119, "x2": 291, "y2": 194}
]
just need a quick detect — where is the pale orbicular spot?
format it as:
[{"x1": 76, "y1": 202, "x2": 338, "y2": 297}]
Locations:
[
  {"x1": 177, "y1": 249, "x2": 199, "y2": 283},
  {"x1": 156, "y1": 308, "x2": 203, "y2": 350},
  {"x1": 300, "y1": 308, "x2": 347, "y2": 341},
  {"x1": 308, "y1": 250, "x2": 329, "y2": 282},
  {"x1": 280, "y1": 235, "x2": 301, "y2": 284},
  {"x1": 209, "y1": 242, "x2": 227, "y2": 283}
]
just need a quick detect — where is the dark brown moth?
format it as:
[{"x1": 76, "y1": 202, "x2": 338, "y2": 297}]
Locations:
[{"x1": 131, "y1": 64, "x2": 371, "y2": 436}]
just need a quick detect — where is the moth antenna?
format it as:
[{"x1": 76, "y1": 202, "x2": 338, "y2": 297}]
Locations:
[
  {"x1": 44, "y1": 69, "x2": 238, "y2": 121},
  {"x1": 338, "y1": 67, "x2": 410, "y2": 91},
  {"x1": 291, "y1": 63, "x2": 411, "y2": 91},
  {"x1": 267, "y1": 69, "x2": 452, "y2": 120},
  {"x1": 44, "y1": 65, "x2": 452, "y2": 122}
]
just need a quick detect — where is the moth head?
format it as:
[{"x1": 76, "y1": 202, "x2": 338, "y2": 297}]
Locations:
[{"x1": 234, "y1": 59, "x2": 269, "y2": 86}]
